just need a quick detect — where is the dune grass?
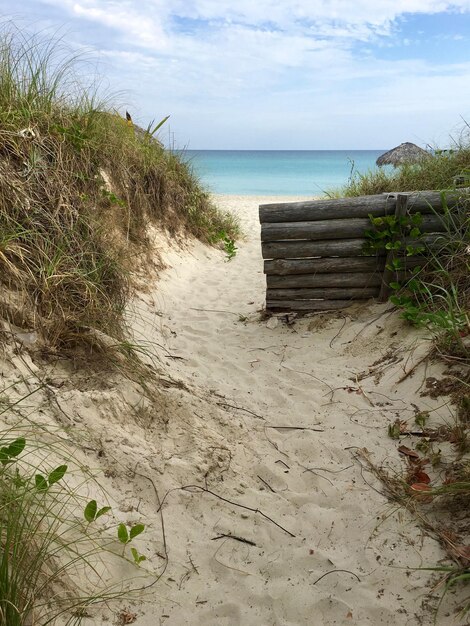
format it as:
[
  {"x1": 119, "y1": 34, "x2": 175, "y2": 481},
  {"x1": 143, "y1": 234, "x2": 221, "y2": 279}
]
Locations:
[
  {"x1": 342, "y1": 140, "x2": 470, "y2": 617},
  {"x1": 338, "y1": 143, "x2": 470, "y2": 197},
  {"x1": 0, "y1": 28, "x2": 236, "y2": 621},
  {"x1": 335, "y1": 135, "x2": 470, "y2": 360},
  {"x1": 0, "y1": 26, "x2": 238, "y2": 349},
  {"x1": 0, "y1": 383, "x2": 160, "y2": 626}
]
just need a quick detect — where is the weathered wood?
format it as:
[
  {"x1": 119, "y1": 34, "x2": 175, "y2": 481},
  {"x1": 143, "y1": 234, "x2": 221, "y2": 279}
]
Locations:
[
  {"x1": 379, "y1": 194, "x2": 409, "y2": 302},
  {"x1": 267, "y1": 287, "x2": 378, "y2": 300},
  {"x1": 406, "y1": 189, "x2": 468, "y2": 213},
  {"x1": 262, "y1": 238, "x2": 371, "y2": 260},
  {"x1": 267, "y1": 273, "x2": 382, "y2": 289},
  {"x1": 260, "y1": 196, "x2": 393, "y2": 224},
  {"x1": 259, "y1": 189, "x2": 466, "y2": 223},
  {"x1": 266, "y1": 299, "x2": 355, "y2": 311},
  {"x1": 262, "y1": 233, "x2": 444, "y2": 260},
  {"x1": 264, "y1": 257, "x2": 380, "y2": 275},
  {"x1": 258, "y1": 183, "x2": 461, "y2": 312},
  {"x1": 261, "y1": 214, "x2": 446, "y2": 243},
  {"x1": 264, "y1": 256, "x2": 425, "y2": 276},
  {"x1": 261, "y1": 218, "x2": 369, "y2": 242}
]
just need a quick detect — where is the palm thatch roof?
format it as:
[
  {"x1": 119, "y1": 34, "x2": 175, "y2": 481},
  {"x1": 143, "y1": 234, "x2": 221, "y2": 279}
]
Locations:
[{"x1": 376, "y1": 142, "x2": 430, "y2": 167}]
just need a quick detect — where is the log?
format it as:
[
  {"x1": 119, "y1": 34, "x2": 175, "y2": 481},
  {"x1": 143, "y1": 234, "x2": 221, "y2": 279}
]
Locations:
[
  {"x1": 266, "y1": 299, "x2": 356, "y2": 311},
  {"x1": 264, "y1": 257, "x2": 381, "y2": 275},
  {"x1": 259, "y1": 189, "x2": 466, "y2": 223},
  {"x1": 261, "y1": 233, "x2": 445, "y2": 260},
  {"x1": 406, "y1": 189, "x2": 468, "y2": 213},
  {"x1": 260, "y1": 195, "x2": 393, "y2": 223},
  {"x1": 267, "y1": 273, "x2": 382, "y2": 289},
  {"x1": 262, "y1": 238, "x2": 372, "y2": 260},
  {"x1": 267, "y1": 287, "x2": 378, "y2": 300},
  {"x1": 261, "y1": 218, "x2": 370, "y2": 242},
  {"x1": 264, "y1": 256, "x2": 425, "y2": 275},
  {"x1": 261, "y1": 214, "x2": 446, "y2": 243}
]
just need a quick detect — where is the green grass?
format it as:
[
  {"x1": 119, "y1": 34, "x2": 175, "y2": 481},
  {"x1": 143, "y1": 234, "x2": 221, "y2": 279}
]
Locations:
[
  {"x1": 0, "y1": 26, "x2": 239, "y2": 349},
  {"x1": 346, "y1": 136, "x2": 470, "y2": 619},
  {"x1": 335, "y1": 134, "x2": 470, "y2": 360},
  {"x1": 336, "y1": 144, "x2": 470, "y2": 197},
  {"x1": 0, "y1": 384, "x2": 157, "y2": 625}
]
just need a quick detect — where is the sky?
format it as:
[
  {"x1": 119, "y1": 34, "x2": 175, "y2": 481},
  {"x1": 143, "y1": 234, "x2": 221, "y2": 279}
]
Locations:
[{"x1": 2, "y1": 1, "x2": 470, "y2": 149}]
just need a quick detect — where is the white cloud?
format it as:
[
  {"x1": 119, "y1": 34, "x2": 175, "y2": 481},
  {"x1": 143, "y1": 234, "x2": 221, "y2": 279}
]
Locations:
[{"x1": 19, "y1": 0, "x2": 470, "y2": 146}]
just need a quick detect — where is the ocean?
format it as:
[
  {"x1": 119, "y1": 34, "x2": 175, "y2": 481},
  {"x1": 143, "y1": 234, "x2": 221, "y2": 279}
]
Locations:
[{"x1": 183, "y1": 150, "x2": 388, "y2": 196}]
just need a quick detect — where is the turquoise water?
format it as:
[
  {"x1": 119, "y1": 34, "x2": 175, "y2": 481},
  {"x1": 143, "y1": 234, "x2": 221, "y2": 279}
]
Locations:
[{"x1": 184, "y1": 150, "x2": 387, "y2": 196}]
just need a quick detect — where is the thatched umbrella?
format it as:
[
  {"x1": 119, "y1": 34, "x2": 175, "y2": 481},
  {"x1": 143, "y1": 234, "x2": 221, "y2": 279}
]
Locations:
[{"x1": 376, "y1": 142, "x2": 429, "y2": 167}]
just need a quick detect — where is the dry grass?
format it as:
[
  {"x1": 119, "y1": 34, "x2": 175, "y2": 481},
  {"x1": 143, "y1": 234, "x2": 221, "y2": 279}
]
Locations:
[{"x1": 0, "y1": 27, "x2": 239, "y2": 349}]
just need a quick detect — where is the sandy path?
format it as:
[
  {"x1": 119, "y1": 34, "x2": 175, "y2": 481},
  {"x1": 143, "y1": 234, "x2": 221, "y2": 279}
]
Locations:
[{"x1": 125, "y1": 195, "x2": 452, "y2": 626}]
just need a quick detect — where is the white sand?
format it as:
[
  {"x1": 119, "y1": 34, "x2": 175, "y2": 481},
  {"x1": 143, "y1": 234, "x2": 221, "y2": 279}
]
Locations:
[{"x1": 0, "y1": 194, "x2": 461, "y2": 625}]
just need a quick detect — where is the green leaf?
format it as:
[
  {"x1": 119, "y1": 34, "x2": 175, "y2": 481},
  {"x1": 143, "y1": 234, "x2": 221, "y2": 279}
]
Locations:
[
  {"x1": 408, "y1": 279, "x2": 420, "y2": 292},
  {"x1": 130, "y1": 547, "x2": 146, "y2": 564},
  {"x1": 35, "y1": 474, "x2": 48, "y2": 491},
  {"x1": 131, "y1": 546, "x2": 139, "y2": 563},
  {"x1": 0, "y1": 448, "x2": 11, "y2": 465},
  {"x1": 392, "y1": 259, "x2": 402, "y2": 270},
  {"x1": 410, "y1": 227, "x2": 421, "y2": 238},
  {"x1": 96, "y1": 506, "x2": 112, "y2": 520},
  {"x1": 84, "y1": 500, "x2": 97, "y2": 522},
  {"x1": 118, "y1": 523, "x2": 129, "y2": 544},
  {"x1": 48, "y1": 465, "x2": 67, "y2": 486},
  {"x1": 7, "y1": 438, "x2": 26, "y2": 457},
  {"x1": 148, "y1": 115, "x2": 170, "y2": 137},
  {"x1": 389, "y1": 282, "x2": 401, "y2": 291},
  {"x1": 129, "y1": 523, "x2": 145, "y2": 540}
]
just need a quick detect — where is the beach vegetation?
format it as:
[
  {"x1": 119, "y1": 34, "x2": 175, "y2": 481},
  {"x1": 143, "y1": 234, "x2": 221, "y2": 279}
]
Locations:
[
  {"x1": 348, "y1": 136, "x2": 470, "y2": 619},
  {"x1": 0, "y1": 387, "x2": 155, "y2": 625},
  {"x1": 339, "y1": 142, "x2": 470, "y2": 197},
  {"x1": 0, "y1": 25, "x2": 239, "y2": 351}
]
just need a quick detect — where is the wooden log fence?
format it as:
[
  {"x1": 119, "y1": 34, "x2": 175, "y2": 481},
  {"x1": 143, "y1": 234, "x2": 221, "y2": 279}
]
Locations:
[{"x1": 259, "y1": 189, "x2": 457, "y2": 312}]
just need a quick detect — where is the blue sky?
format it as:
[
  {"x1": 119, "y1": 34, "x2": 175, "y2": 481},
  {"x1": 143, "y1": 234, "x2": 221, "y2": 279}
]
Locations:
[{"x1": 2, "y1": 1, "x2": 470, "y2": 149}]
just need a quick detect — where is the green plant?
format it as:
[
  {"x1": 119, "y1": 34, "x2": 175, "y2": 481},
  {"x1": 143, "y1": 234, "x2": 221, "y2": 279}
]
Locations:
[
  {"x1": 363, "y1": 189, "x2": 469, "y2": 358},
  {"x1": 0, "y1": 400, "x2": 152, "y2": 625},
  {"x1": 0, "y1": 25, "x2": 239, "y2": 350},
  {"x1": 336, "y1": 140, "x2": 470, "y2": 198},
  {"x1": 388, "y1": 421, "x2": 401, "y2": 439},
  {"x1": 210, "y1": 230, "x2": 238, "y2": 261},
  {"x1": 117, "y1": 524, "x2": 147, "y2": 565},
  {"x1": 415, "y1": 411, "x2": 429, "y2": 429},
  {"x1": 222, "y1": 234, "x2": 237, "y2": 261},
  {"x1": 83, "y1": 499, "x2": 111, "y2": 523},
  {"x1": 144, "y1": 115, "x2": 170, "y2": 140},
  {"x1": 363, "y1": 212, "x2": 424, "y2": 256}
]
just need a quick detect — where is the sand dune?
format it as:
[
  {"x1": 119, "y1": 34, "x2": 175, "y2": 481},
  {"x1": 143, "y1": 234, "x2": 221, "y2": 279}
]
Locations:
[
  {"x1": 121, "y1": 195, "x2": 455, "y2": 625},
  {"x1": 0, "y1": 195, "x2": 461, "y2": 625}
]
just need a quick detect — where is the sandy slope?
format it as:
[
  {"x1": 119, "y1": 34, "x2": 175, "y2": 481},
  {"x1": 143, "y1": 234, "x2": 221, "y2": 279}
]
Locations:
[
  {"x1": 0, "y1": 195, "x2": 462, "y2": 625},
  {"x1": 122, "y1": 195, "x2": 455, "y2": 625}
]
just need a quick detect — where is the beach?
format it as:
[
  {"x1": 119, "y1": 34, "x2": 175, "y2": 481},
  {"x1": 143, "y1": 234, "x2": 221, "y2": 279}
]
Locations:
[
  {"x1": 0, "y1": 194, "x2": 459, "y2": 625},
  {"x1": 1, "y1": 9, "x2": 469, "y2": 623},
  {"x1": 117, "y1": 195, "x2": 453, "y2": 624}
]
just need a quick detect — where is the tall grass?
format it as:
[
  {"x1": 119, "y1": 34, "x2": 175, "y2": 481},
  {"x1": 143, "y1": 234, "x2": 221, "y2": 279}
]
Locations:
[
  {"x1": 0, "y1": 26, "x2": 239, "y2": 348},
  {"x1": 339, "y1": 144, "x2": 470, "y2": 197},
  {"x1": 391, "y1": 189, "x2": 470, "y2": 358},
  {"x1": 0, "y1": 384, "x2": 156, "y2": 625},
  {"x1": 348, "y1": 140, "x2": 470, "y2": 618},
  {"x1": 334, "y1": 133, "x2": 470, "y2": 358}
]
